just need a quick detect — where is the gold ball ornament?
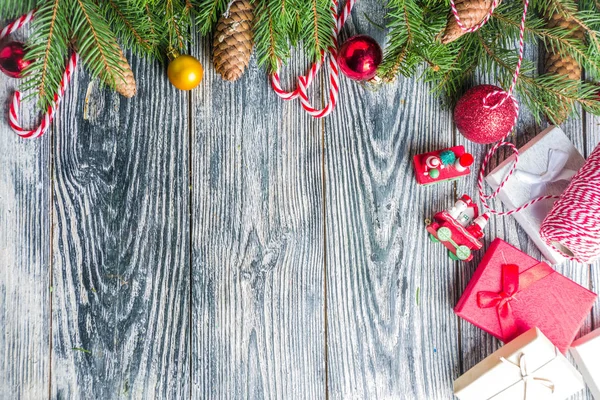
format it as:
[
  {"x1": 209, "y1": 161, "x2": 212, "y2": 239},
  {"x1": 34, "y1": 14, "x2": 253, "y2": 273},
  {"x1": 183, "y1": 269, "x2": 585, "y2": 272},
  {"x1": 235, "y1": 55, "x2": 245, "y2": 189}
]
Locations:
[{"x1": 167, "y1": 51, "x2": 204, "y2": 90}]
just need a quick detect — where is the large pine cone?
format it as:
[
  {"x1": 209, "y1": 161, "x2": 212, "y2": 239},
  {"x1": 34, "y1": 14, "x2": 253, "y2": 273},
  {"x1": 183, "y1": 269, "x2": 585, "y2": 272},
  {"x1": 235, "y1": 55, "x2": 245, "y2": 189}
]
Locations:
[
  {"x1": 439, "y1": 0, "x2": 498, "y2": 44},
  {"x1": 544, "y1": 11, "x2": 584, "y2": 123},
  {"x1": 213, "y1": 0, "x2": 254, "y2": 82}
]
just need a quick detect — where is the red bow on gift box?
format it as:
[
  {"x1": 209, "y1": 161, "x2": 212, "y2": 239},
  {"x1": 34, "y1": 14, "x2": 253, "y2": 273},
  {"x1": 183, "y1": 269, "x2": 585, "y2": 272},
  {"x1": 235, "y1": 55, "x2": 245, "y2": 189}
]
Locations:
[{"x1": 477, "y1": 263, "x2": 554, "y2": 341}]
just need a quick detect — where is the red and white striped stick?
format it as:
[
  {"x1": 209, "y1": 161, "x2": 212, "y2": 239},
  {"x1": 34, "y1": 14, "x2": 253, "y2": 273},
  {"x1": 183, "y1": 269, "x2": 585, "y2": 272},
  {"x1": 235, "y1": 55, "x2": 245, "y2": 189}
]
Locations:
[
  {"x1": 0, "y1": 9, "x2": 34, "y2": 40},
  {"x1": 9, "y1": 53, "x2": 78, "y2": 139},
  {"x1": 270, "y1": 0, "x2": 357, "y2": 118},
  {"x1": 2, "y1": 10, "x2": 78, "y2": 139}
]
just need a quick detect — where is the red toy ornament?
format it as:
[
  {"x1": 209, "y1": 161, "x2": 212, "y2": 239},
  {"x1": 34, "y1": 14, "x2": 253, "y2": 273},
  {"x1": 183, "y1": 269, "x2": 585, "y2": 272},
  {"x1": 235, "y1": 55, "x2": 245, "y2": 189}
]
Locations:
[
  {"x1": 454, "y1": 85, "x2": 518, "y2": 144},
  {"x1": 337, "y1": 35, "x2": 382, "y2": 81},
  {"x1": 0, "y1": 41, "x2": 31, "y2": 78}
]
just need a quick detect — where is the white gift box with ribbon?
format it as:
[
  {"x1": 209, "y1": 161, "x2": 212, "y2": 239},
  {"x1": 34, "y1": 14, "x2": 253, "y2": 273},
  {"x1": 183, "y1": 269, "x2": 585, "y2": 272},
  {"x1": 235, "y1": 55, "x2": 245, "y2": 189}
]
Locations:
[
  {"x1": 485, "y1": 126, "x2": 586, "y2": 265},
  {"x1": 570, "y1": 328, "x2": 600, "y2": 399},
  {"x1": 454, "y1": 327, "x2": 585, "y2": 400}
]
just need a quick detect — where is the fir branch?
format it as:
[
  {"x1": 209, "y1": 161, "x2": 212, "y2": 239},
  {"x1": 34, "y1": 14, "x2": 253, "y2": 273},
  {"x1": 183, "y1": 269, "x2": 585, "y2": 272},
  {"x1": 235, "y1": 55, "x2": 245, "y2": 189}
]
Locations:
[
  {"x1": 253, "y1": 0, "x2": 290, "y2": 72},
  {"x1": 101, "y1": 0, "x2": 159, "y2": 58},
  {"x1": 193, "y1": 0, "x2": 228, "y2": 35},
  {"x1": 0, "y1": 0, "x2": 38, "y2": 19},
  {"x1": 71, "y1": 0, "x2": 125, "y2": 87},
  {"x1": 299, "y1": 0, "x2": 335, "y2": 62},
  {"x1": 21, "y1": 0, "x2": 70, "y2": 110}
]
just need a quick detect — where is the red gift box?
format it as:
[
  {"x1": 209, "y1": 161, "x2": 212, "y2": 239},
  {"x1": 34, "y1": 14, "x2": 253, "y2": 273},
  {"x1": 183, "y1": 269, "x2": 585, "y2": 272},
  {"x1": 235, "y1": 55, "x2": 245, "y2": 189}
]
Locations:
[{"x1": 455, "y1": 238, "x2": 597, "y2": 354}]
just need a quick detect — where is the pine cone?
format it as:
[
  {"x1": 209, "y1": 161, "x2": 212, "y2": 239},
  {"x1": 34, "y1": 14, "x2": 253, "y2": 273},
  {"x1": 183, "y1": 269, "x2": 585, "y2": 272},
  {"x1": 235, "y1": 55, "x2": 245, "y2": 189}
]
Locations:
[
  {"x1": 213, "y1": 0, "x2": 254, "y2": 82},
  {"x1": 439, "y1": 0, "x2": 498, "y2": 44},
  {"x1": 112, "y1": 48, "x2": 136, "y2": 98},
  {"x1": 544, "y1": 11, "x2": 584, "y2": 123}
]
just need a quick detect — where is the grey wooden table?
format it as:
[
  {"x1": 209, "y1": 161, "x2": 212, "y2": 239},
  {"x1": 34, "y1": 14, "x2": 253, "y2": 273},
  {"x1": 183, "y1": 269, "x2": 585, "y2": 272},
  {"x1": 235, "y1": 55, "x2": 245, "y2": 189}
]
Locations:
[{"x1": 1, "y1": 2, "x2": 599, "y2": 399}]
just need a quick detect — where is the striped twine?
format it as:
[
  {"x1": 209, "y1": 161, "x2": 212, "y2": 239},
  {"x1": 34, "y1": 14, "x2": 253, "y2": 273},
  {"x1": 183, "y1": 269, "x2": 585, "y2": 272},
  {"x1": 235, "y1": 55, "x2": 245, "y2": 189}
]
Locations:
[
  {"x1": 450, "y1": 0, "x2": 536, "y2": 216},
  {"x1": 270, "y1": 0, "x2": 356, "y2": 118},
  {"x1": 540, "y1": 145, "x2": 600, "y2": 263},
  {"x1": 2, "y1": 10, "x2": 78, "y2": 139}
]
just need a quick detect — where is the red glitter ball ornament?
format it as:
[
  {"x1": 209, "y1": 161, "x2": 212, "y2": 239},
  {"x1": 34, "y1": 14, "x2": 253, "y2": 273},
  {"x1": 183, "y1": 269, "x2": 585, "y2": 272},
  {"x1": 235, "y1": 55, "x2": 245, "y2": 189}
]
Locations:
[
  {"x1": 0, "y1": 41, "x2": 32, "y2": 78},
  {"x1": 454, "y1": 84, "x2": 518, "y2": 144},
  {"x1": 337, "y1": 35, "x2": 382, "y2": 81}
]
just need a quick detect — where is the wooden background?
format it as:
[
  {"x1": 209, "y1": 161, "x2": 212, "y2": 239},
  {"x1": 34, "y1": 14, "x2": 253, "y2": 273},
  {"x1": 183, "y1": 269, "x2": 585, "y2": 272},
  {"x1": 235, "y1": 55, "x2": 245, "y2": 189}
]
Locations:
[{"x1": 1, "y1": 1, "x2": 598, "y2": 398}]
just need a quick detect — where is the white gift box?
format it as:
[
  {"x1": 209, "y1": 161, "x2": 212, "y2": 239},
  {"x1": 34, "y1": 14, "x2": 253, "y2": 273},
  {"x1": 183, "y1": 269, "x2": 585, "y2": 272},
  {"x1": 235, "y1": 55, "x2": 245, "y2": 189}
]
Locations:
[
  {"x1": 485, "y1": 126, "x2": 586, "y2": 265},
  {"x1": 570, "y1": 328, "x2": 600, "y2": 399},
  {"x1": 454, "y1": 327, "x2": 585, "y2": 400}
]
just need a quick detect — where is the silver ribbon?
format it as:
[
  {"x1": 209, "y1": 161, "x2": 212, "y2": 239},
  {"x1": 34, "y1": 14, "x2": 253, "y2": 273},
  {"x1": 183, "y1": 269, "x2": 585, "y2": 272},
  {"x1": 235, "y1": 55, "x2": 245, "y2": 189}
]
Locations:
[
  {"x1": 514, "y1": 148, "x2": 577, "y2": 199},
  {"x1": 500, "y1": 353, "x2": 555, "y2": 399}
]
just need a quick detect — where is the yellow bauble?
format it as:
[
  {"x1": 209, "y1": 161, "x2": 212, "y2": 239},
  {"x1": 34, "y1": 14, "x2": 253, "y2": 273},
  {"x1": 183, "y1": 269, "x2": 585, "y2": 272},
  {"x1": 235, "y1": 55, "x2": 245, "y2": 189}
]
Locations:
[{"x1": 167, "y1": 54, "x2": 204, "y2": 90}]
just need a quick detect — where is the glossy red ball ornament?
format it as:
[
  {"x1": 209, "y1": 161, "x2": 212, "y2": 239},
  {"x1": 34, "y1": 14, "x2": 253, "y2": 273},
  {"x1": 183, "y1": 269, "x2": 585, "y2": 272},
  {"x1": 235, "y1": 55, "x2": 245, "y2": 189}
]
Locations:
[
  {"x1": 454, "y1": 84, "x2": 518, "y2": 144},
  {"x1": 337, "y1": 35, "x2": 383, "y2": 81},
  {"x1": 0, "y1": 41, "x2": 32, "y2": 78}
]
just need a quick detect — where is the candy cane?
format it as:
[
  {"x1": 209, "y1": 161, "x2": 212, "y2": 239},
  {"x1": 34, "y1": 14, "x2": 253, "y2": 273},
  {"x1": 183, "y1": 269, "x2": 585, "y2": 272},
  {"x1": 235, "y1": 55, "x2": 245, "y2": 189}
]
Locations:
[
  {"x1": 2, "y1": 10, "x2": 78, "y2": 139},
  {"x1": 0, "y1": 9, "x2": 34, "y2": 40},
  {"x1": 9, "y1": 53, "x2": 78, "y2": 139},
  {"x1": 270, "y1": 0, "x2": 357, "y2": 118}
]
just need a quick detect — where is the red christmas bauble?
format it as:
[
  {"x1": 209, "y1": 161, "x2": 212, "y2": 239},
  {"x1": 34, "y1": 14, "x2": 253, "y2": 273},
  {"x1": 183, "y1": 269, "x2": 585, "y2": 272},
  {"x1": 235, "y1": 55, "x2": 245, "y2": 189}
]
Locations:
[
  {"x1": 337, "y1": 35, "x2": 383, "y2": 81},
  {"x1": 454, "y1": 84, "x2": 517, "y2": 144},
  {"x1": 0, "y1": 41, "x2": 32, "y2": 78}
]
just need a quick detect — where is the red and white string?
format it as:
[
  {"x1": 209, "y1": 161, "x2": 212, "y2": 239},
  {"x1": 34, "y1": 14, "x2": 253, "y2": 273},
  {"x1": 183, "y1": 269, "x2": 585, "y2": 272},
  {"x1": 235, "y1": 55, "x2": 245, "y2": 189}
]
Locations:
[
  {"x1": 540, "y1": 145, "x2": 600, "y2": 263},
  {"x1": 270, "y1": 0, "x2": 356, "y2": 118},
  {"x1": 450, "y1": 0, "x2": 537, "y2": 215},
  {"x1": 1, "y1": 10, "x2": 78, "y2": 139}
]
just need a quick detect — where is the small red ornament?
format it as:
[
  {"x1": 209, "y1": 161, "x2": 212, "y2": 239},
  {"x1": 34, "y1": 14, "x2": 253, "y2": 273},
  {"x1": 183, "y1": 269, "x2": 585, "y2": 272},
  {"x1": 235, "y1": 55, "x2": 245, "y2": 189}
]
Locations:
[
  {"x1": 0, "y1": 41, "x2": 31, "y2": 78},
  {"x1": 454, "y1": 85, "x2": 518, "y2": 144},
  {"x1": 337, "y1": 35, "x2": 382, "y2": 81}
]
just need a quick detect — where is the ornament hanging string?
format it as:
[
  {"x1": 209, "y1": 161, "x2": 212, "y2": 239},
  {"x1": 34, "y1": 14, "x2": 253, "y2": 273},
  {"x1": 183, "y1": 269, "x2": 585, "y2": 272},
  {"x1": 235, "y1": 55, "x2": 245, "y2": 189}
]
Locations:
[
  {"x1": 1, "y1": 10, "x2": 78, "y2": 139},
  {"x1": 270, "y1": 0, "x2": 357, "y2": 118},
  {"x1": 450, "y1": 0, "x2": 552, "y2": 216}
]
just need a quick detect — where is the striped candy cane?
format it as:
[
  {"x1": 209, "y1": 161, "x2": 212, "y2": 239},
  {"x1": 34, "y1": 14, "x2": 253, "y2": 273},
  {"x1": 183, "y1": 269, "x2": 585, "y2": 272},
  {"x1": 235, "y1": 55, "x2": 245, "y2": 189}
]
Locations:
[
  {"x1": 2, "y1": 10, "x2": 78, "y2": 139},
  {"x1": 270, "y1": 0, "x2": 357, "y2": 118}
]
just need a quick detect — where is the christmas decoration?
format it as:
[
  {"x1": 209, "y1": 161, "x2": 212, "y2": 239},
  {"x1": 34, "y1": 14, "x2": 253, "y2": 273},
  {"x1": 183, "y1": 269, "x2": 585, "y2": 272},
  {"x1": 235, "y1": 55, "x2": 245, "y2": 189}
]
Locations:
[
  {"x1": 0, "y1": 41, "x2": 32, "y2": 78},
  {"x1": 270, "y1": 0, "x2": 356, "y2": 118},
  {"x1": 425, "y1": 194, "x2": 488, "y2": 261},
  {"x1": 540, "y1": 143, "x2": 600, "y2": 264},
  {"x1": 454, "y1": 85, "x2": 518, "y2": 144},
  {"x1": 413, "y1": 145, "x2": 473, "y2": 185},
  {"x1": 454, "y1": 328, "x2": 585, "y2": 400},
  {"x1": 1, "y1": 0, "x2": 598, "y2": 122},
  {"x1": 454, "y1": 238, "x2": 597, "y2": 353},
  {"x1": 337, "y1": 35, "x2": 382, "y2": 81},
  {"x1": 213, "y1": 0, "x2": 255, "y2": 82},
  {"x1": 570, "y1": 328, "x2": 600, "y2": 400},
  {"x1": 167, "y1": 50, "x2": 204, "y2": 90},
  {"x1": 485, "y1": 126, "x2": 585, "y2": 265}
]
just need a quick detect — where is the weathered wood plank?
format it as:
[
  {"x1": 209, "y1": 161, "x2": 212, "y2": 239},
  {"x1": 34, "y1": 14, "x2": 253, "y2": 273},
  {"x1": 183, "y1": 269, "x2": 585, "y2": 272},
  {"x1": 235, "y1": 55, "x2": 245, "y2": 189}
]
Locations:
[
  {"x1": 191, "y1": 41, "x2": 326, "y2": 398},
  {"x1": 50, "y1": 55, "x2": 190, "y2": 398},
  {"x1": 0, "y1": 41, "x2": 51, "y2": 399},
  {"x1": 325, "y1": 2, "x2": 460, "y2": 398}
]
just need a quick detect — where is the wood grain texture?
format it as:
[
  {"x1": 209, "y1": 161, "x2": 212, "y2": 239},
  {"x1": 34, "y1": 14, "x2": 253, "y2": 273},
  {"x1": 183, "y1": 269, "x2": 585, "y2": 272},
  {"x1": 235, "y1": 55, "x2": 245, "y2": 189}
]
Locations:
[
  {"x1": 324, "y1": 2, "x2": 460, "y2": 398},
  {"x1": 191, "y1": 40, "x2": 326, "y2": 399},
  {"x1": 50, "y1": 55, "x2": 190, "y2": 399},
  {"x1": 0, "y1": 41, "x2": 51, "y2": 398}
]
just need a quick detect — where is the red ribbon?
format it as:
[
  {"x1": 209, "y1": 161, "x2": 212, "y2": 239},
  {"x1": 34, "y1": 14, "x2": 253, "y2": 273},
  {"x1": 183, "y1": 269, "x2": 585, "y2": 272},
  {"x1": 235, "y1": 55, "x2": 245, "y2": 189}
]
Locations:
[{"x1": 477, "y1": 262, "x2": 554, "y2": 341}]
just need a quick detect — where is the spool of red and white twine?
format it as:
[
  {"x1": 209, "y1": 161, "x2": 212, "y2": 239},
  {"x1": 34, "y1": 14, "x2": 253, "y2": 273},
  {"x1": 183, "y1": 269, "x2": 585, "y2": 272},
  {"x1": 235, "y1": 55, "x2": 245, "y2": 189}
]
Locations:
[
  {"x1": 1, "y1": 10, "x2": 78, "y2": 139},
  {"x1": 270, "y1": 0, "x2": 356, "y2": 118},
  {"x1": 540, "y1": 145, "x2": 600, "y2": 263},
  {"x1": 453, "y1": 0, "x2": 600, "y2": 263}
]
